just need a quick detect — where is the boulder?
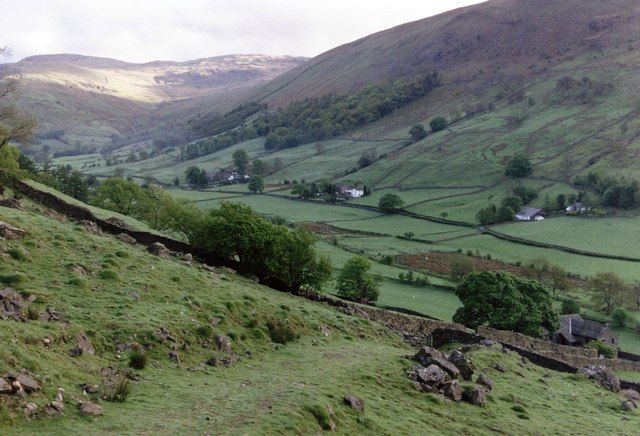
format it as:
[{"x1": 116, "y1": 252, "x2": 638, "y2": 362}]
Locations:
[
  {"x1": 7, "y1": 373, "x2": 41, "y2": 393},
  {"x1": 416, "y1": 364, "x2": 447, "y2": 385},
  {"x1": 44, "y1": 401, "x2": 64, "y2": 416},
  {"x1": 168, "y1": 350, "x2": 181, "y2": 364},
  {"x1": 116, "y1": 233, "x2": 136, "y2": 245},
  {"x1": 448, "y1": 350, "x2": 475, "y2": 381},
  {"x1": 492, "y1": 363, "x2": 506, "y2": 373},
  {"x1": 41, "y1": 306, "x2": 62, "y2": 322},
  {"x1": 0, "y1": 377, "x2": 12, "y2": 393},
  {"x1": 479, "y1": 339, "x2": 498, "y2": 347},
  {"x1": 621, "y1": 389, "x2": 640, "y2": 402},
  {"x1": 577, "y1": 365, "x2": 620, "y2": 392},
  {"x1": 215, "y1": 334, "x2": 233, "y2": 354},
  {"x1": 0, "y1": 288, "x2": 25, "y2": 320},
  {"x1": 343, "y1": 394, "x2": 365, "y2": 413},
  {"x1": 621, "y1": 400, "x2": 637, "y2": 411},
  {"x1": 75, "y1": 333, "x2": 95, "y2": 355},
  {"x1": 441, "y1": 380, "x2": 463, "y2": 402},
  {"x1": 476, "y1": 373, "x2": 493, "y2": 391},
  {"x1": 427, "y1": 357, "x2": 460, "y2": 379},
  {"x1": 463, "y1": 385, "x2": 486, "y2": 406},
  {"x1": 0, "y1": 221, "x2": 26, "y2": 239},
  {"x1": 204, "y1": 357, "x2": 218, "y2": 366},
  {"x1": 147, "y1": 242, "x2": 170, "y2": 258},
  {"x1": 23, "y1": 402, "x2": 38, "y2": 418},
  {"x1": 413, "y1": 347, "x2": 446, "y2": 366},
  {"x1": 79, "y1": 401, "x2": 103, "y2": 417},
  {"x1": 80, "y1": 383, "x2": 99, "y2": 394},
  {"x1": 106, "y1": 217, "x2": 131, "y2": 229}
]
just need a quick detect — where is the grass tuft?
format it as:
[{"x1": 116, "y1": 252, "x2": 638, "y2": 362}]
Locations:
[
  {"x1": 266, "y1": 318, "x2": 300, "y2": 344},
  {"x1": 128, "y1": 349, "x2": 148, "y2": 370}
]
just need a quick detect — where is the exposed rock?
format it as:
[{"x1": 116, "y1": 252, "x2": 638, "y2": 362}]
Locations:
[
  {"x1": 79, "y1": 401, "x2": 103, "y2": 417},
  {"x1": 23, "y1": 402, "x2": 38, "y2": 418},
  {"x1": 441, "y1": 380, "x2": 463, "y2": 401},
  {"x1": 129, "y1": 291, "x2": 141, "y2": 301},
  {"x1": 448, "y1": 350, "x2": 475, "y2": 381},
  {"x1": 344, "y1": 394, "x2": 365, "y2": 413},
  {"x1": 476, "y1": 373, "x2": 493, "y2": 391},
  {"x1": 168, "y1": 350, "x2": 181, "y2": 364},
  {"x1": 0, "y1": 198, "x2": 22, "y2": 210},
  {"x1": 427, "y1": 356, "x2": 460, "y2": 379},
  {"x1": 621, "y1": 389, "x2": 640, "y2": 402},
  {"x1": 55, "y1": 387, "x2": 65, "y2": 402},
  {"x1": 106, "y1": 217, "x2": 131, "y2": 230},
  {"x1": 221, "y1": 354, "x2": 240, "y2": 367},
  {"x1": 463, "y1": 385, "x2": 486, "y2": 406},
  {"x1": 479, "y1": 339, "x2": 498, "y2": 347},
  {"x1": 416, "y1": 364, "x2": 447, "y2": 385},
  {"x1": 154, "y1": 327, "x2": 177, "y2": 343},
  {"x1": 413, "y1": 346, "x2": 446, "y2": 365},
  {"x1": 75, "y1": 333, "x2": 95, "y2": 355},
  {"x1": 147, "y1": 242, "x2": 170, "y2": 258},
  {"x1": 116, "y1": 233, "x2": 136, "y2": 245},
  {"x1": 621, "y1": 400, "x2": 637, "y2": 411},
  {"x1": 492, "y1": 363, "x2": 506, "y2": 373},
  {"x1": 41, "y1": 306, "x2": 62, "y2": 322},
  {"x1": 343, "y1": 305, "x2": 371, "y2": 320},
  {"x1": 80, "y1": 383, "x2": 99, "y2": 394},
  {"x1": 0, "y1": 288, "x2": 25, "y2": 321},
  {"x1": 183, "y1": 253, "x2": 193, "y2": 262},
  {"x1": 202, "y1": 264, "x2": 216, "y2": 272},
  {"x1": 204, "y1": 357, "x2": 218, "y2": 366},
  {"x1": 320, "y1": 324, "x2": 331, "y2": 338},
  {"x1": 577, "y1": 365, "x2": 620, "y2": 392},
  {"x1": 44, "y1": 401, "x2": 64, "y2": 416},
  {"x1": 0, "y1": 377, "x2": 12, "y2": 393},
  {"x1": 11, "y1": 381, "x2": 25, "y2": 397},
  {"x1": 215, "y1": 333, "x2": 233, "y2": 354},
  {"x1": 8, "y1": 373, "x2": 41, "y2": 393},
  {"x1": 70, "y1": 265, "x2": 91, "y2": 276},
  {"x1": 0, "y1": 221, "x2": 26, "y2": 239},
  {"x1": 82, "y1": 220, "x2": 103, "y2": 235},
  {"x1": 210, "y1": 316, "x2": 222, "y2": 326}
]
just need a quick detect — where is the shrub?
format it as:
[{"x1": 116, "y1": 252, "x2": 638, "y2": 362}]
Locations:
[
  {"x1": 196, "y1": 325, "x2": 213, "y2": 338},
  {"x1": 266, "y1": 318, "x2": 300, "y2": 344},
  {"x1": 7, "y1": 248, "x2": 28, "y2": 261},
  {"x1": 449, "y1": 256, "x2": 475, "y2": 282},
  {"x1": 381, "y1": 255, "x2": 395, "y2": 265},
  {"x1": 103, "y1": 376, "x2": 131, "y2": 402},
  {"x1": 0, "y1": 272, "x2": 27, "y2": 286},
  {"x1": 409, "y1": 124, "x2": 427, "y2": 142},
  {"x1": 99, "y1": 269, "x2": 119, "y2": 281},
  {"x1": 26, "y1": 305, "x2": 40, "y2": 320},
  {"x1": 560, "y1": 298, "x2": 580, "y2": 315},
  {"x1": 429, "y1": 116, "x2": 448, "y2": 132},
  {"x1": 511, "y1": 404, "x2": 527, "y2": 414},
  {"x1": 68, "y1": 277, "x2": 88, "y2": 289},
  {"x1": 586, "y1": 340, "x2": 614, "y2": 358},
  {"x1": 128, "y1": 349, "x2": 148, "y2": 370},
  {"x1": 612, "y1": 308, "x2": 630, "y2": 328},
  {"x1": 505, "y1": 155, "x2": 533, "y2": 178}
]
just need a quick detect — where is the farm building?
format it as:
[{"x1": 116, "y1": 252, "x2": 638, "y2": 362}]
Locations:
[
  {"x1": 515, "y1": 207, "x2": 545, "y2": 221},
  {"x1": 336, "y1": 184, "x2": 364, "y2": 198},
  {"x1": 549, "y1": 314, "x2": 619, "y2": 351},
  {"x1": 565, "y1": 202, "x2": 589, "y2": 214}
]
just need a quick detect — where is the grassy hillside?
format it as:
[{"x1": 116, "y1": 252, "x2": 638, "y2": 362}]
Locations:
[{"x1": 1, "y1": 192, "x2": 638, "y2": 434}]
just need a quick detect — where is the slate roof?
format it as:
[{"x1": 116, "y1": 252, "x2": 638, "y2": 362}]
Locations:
[
  {"x1": 516, "y1": 207, "x2": 543, "y2": 218},
  {"x1": 558, "y1": 314, "x2": 610, "y2": 341}
]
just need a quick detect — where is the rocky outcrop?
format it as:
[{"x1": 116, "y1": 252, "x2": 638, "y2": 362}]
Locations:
[
  {"x1": 215, "y1": 334, "x2": 233, "y2": 354},
  {"x1": 344, "y1": 394, "x2": 365, "y2": 413},
  {"x1": 69, "y1": 333, "x2": 95, "y2": 357},
  {"x1": 0, "y1": 288, "x2": 26, "y2": 321},
  {"x1": 0, "y1": 221, "x2": 26, "y2": 239},
  {"x1": 449, "y1": 350, "x2": 475, "y2": 381},
  {"x1": 476, "y1": 373, "x2": 493, "y2": 391},
  {"x1": 577, "y1": 365, "x2": 620, "y2": 392},
  {"x1": 147, "y1": 242, "x2": 170, "y2": 258},
  {"x1": 82, "y1": 220, "x2": 102, "y2": 235},
  {"x1": 116, "y1": 233, "x2": 136, "y2": 245},
  {"x1": 79, "y1": 401, "x2": 103, "y2": 417},
  {"x1": 463, "y1": 385, "x2": 486, "y2": 406}
]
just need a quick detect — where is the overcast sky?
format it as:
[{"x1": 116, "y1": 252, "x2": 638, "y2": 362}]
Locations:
[{"x1": 0, "y1": 0, "x2": 484, "y2": 63}]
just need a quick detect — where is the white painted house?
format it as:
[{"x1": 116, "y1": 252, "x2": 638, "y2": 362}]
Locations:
[
  {"x1": 515, "y1": 207, "x2": 545, "y2": 221},
  {"x1": 336, "y1": 184, "x2": 364, "y2": 198}
]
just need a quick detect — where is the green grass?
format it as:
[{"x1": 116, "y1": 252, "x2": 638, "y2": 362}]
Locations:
[{"x1": 2, "y1": 191, "x2": 639, "y2": 433}]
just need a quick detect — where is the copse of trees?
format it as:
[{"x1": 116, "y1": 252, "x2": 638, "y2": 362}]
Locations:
[
  {"x1": 336, "y1": 256, "x2": 381, "y2": 303},
  {"x1": 185, "y1": 166, "x2": 208, "y2": 188},
  {"x1": 505, "y1": 154, "x2": 533, "y2": 178},
  {"x1": 574, "y1": 171, "x2": 639, "y2": 209},
  {"x1": 453, "y1": 271, "x2": 559, "y2": 337},
  {"x1": 379, "y1": 193, "x2": 404, "y2": 213},
  {"x1": 232, "y1": 149, "x2": 250, "y2": 175},
  {"x1": 248, "y1": 176, "x2": 264, "y2": 193},
  {"x1": 590, "y1": 271, "x2": 630, "y2": 315},
  {"x1": 255, "y1": 72, "x2": 440, "y2": 150}
]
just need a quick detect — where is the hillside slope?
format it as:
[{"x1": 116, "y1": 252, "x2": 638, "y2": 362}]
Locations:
[
  {"x1": 248, "y1": 0, "x2": 639, "y2": 106},
  {"x1": 3, "y1": 54, "x2": 306, "y2": 152},
  {"x1": 0, "y1": 189, "x2": 638, "y2": 434}
]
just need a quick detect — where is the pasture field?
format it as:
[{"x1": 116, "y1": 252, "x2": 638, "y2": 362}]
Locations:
[{"x1": 495, "y1": 216, "x2": 640, "y2": 259}]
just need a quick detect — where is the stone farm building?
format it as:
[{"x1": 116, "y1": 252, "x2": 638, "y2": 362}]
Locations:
[
  {"x1": 565, "y1": 202, "x2": 589, "y2": 215},
  {"x1": 515, "y1": 207, "x2": 545, "y2": 221},
  {"x1": 336, "y1": 184, "x2": 364, "y2": 198},
  {"x1": 549, "y1": 314, "x2": 619, "y2": 350}
]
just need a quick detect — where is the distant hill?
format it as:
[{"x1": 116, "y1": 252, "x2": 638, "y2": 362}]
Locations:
[{"x1": 2, "y1": 54, "x2": 307, "y2": 153}]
